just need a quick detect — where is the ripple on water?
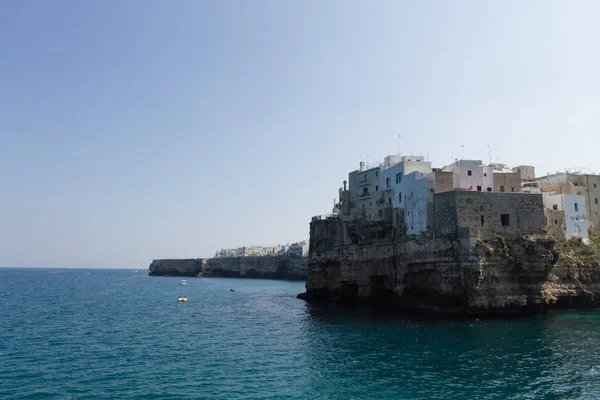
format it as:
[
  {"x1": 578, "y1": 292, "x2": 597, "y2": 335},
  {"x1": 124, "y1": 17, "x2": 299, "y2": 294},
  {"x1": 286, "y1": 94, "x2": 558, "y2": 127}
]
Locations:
[{"x1": 2, "y1": 270, "x2": 600, "y2": 399}]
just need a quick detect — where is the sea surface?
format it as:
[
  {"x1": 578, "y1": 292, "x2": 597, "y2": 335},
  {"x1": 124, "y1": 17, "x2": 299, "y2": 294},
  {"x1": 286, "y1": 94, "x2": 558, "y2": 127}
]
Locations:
[{"x1": 2, "y1": 268, "x2": 600, "y2": 399}]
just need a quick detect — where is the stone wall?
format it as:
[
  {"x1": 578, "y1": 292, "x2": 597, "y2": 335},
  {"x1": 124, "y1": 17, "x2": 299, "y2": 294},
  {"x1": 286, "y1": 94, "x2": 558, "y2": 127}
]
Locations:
[
  {"x1": 493, "y1": 172, "x2": 521, "y2": 193},
  {"x1": 432, "y1": 170, "x2": 454, "y2": 193},
  {"x1": 545, "y1": 209, "x2": 566, "y2": 239},
  {"x1": 149, "y1": 255, "x2": 308, "y2": 280},
  {"x1": 432, "y1": 191, "x2": 545, "y2": 242}
]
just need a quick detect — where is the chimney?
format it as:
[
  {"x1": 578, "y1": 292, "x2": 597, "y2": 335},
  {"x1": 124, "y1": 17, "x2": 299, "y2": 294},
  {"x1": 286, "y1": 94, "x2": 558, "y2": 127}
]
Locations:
[
  {"x1": 360, "y1": 161, "x2": 366, "y2": 171},
  {"x1": 343, "y1": 180, "x2": 347, "y2": 191}
]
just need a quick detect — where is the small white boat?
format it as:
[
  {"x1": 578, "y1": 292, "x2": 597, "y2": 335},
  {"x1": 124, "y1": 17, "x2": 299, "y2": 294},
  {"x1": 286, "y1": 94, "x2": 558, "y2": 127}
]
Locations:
[
  {"x1": 180, "y1": 280, "x2": 188, "y2": 285},
  {"x1": 178, "y1": 296, "x2": 188, "y2": 302}
]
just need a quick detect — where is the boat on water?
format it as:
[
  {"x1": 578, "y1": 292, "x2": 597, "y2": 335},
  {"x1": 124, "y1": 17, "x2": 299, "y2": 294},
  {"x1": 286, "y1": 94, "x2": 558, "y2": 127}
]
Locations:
[
  {"x1": 178, "y1": 296, "x2": 188, "y2": 302},
  {"x1": 229, "y1": 288, "x2": 235, "y2": 292},
  {"x1": 180, "y1": 280, "x2": 188, "y2": 285}
]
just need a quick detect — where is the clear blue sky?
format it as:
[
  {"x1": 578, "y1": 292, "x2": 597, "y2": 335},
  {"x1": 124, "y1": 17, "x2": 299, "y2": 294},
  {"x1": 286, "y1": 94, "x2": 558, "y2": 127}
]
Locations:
[{"x1": 1, "y1": 1, "x2": 599, "y2": 268}]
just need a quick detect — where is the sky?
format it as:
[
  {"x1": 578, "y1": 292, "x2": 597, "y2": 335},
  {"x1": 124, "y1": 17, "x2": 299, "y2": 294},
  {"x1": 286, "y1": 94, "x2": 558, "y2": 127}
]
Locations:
[{"x1": 1, "y1": 0, "x2": 600, "y2": 268}]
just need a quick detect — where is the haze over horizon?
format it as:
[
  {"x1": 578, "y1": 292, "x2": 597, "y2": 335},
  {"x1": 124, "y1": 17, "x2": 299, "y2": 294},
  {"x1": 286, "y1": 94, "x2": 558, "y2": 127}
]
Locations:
[{"x1": 2, "y1": 1, "x2": 600, "y2": 268}]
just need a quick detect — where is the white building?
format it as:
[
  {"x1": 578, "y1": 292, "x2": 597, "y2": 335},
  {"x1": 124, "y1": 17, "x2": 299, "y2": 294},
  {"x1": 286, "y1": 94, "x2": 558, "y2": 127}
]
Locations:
[
  {"x1": 402, "y1": 172, "x2": 431, "y2": 235},
  {"x1": 543, "y1": 194, "x2": 588, "y2": 239},
  {"x1": 442, "y1": 160, "x2": 494, "y2": 192},
  {"x1": 288, "y1": 241, "x2": 309, "y2": 257},
  {"x1": 381, "y1": 155, "x2": 432, "y2": 209}
]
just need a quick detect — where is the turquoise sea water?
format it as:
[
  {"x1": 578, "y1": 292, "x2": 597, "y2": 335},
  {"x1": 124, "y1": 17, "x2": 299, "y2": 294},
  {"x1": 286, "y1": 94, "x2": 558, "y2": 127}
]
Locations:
[{"x1": 2, "y1": 269, "x2": 600, "y2": 399}]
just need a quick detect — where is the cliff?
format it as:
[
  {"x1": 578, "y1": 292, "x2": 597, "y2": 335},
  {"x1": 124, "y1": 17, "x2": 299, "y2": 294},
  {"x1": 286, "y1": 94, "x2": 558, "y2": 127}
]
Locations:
[
  {"x1": 298, "y1": 217, "x2": 600, "y2": 315},
  {"x1": 149, "y1": 255, "x2": 308, "y2": 280},
  {"x1": 148, "y1": 259, "x2": 205, "y2": 277}
]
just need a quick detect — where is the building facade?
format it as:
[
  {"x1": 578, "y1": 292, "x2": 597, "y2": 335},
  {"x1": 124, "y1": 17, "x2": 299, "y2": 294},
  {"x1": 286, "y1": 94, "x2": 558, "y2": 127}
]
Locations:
[
  {"x1": 381, "y1": 155, "x2": 431, "y2": 209},
  {"x1": 442, "y1": 160, "x2": 494, "y2": 192},
  {"x1": 543, "y1": 194, "x2": 588, "y2": 239},
  {"x1": 536, "y1": 172, "x2": 600, "y2": 231},
  {"x1": 348, "y1": 163, "x2": 381, "y2": 220}
]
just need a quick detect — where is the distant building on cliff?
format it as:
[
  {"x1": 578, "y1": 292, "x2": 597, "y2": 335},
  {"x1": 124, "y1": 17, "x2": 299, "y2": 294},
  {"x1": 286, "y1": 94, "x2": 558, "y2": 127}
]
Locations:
[{"x1": 215, "y1": 241, "x2": 309, "y2": 258}]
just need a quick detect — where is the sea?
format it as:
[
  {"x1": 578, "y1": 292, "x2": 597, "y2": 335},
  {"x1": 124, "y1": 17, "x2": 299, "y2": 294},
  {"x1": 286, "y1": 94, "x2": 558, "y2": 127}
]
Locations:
[{"x1": 2, "y1": 268, "x2": 600, "y2": 399}]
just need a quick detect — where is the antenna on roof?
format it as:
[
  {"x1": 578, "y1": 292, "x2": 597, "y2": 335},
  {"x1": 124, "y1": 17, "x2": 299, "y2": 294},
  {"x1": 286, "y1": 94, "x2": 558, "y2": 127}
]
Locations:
[
  {"x1": 487, "y1": 145, "x2": 491, "y2": 164},
  {"x1": 461, "y1": 145, "x2": 464, "y2": 160}
]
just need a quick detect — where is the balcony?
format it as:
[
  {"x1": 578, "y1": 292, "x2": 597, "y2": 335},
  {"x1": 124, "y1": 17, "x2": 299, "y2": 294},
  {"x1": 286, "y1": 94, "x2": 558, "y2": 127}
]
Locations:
[{"x1": 356, "y1": 180, "x2": 371, "y2": 187}]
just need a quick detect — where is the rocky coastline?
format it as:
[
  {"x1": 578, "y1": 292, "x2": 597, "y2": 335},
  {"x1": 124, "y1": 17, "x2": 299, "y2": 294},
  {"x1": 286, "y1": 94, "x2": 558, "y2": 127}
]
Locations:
[
  {"x1": 149, "y1": 255, "x2": 308, "y2": 281},
  {"x1": 297, "y1": 216, "x2": 600, "y2": 316}
]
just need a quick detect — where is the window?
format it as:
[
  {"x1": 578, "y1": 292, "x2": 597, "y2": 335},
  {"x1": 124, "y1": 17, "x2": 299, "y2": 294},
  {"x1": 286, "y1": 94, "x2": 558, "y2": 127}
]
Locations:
[
  {"x1": 501, "y1": 214, "x2": 510, "y2": 226},
  {"x1": 595, "y1": 183, "x2": 597, "y2": 188},
  {"x1": 511, "y1": 187, "x2": 515, "y2": 192},
  {"x1": 398, "y1": 193, "x2": 402, "y2": 203},
  {"x1": 468, "y1": 170, "x2": 472, "y2": 176},
  {"x1": 480, "y1": 205, "x2": 484, "y2": 211},
  {"x1": 596, "y1": 198, "x2": 598, "y2": 204},
  {"x1": 388, "y1": 198, "x2": 392, "y2": 204},
  {"x1": 378, "y1": 210, "x2": 383, "y2": 217},
  {"x1": 429, "y1": 188, "x2": 434, "y2": 193},
  {"x1": 368, "y1": 214, "x2": 371, "y2": 219},
  {"x1": 552, "y1": 204, "x2": 558, "y2": 210},
  {"x1": 363, "y1": 187, "x2": 368, "y2": 196},
  {"x1": 500, "y1": 185, "x2": 505, "y2": 192},
  {"x1": 487, "y1": 187, "x2": 492, "y2": 192},
  {"x1": 480, "y1": 215, "x2": 485, "y2": 226},
  {"x1": 375, "y1": 170, "x2": 378, "y2": 177},
  {"x1": 375, "y1": 185, "x2": 379, "y2": 192},
  {"x1": 477, "y1": 186, "x2": 482, "y2": 192},
  {"x1": 555, "y1": 219, "x2": 558, "y2": 225},
  {"x1": 575, "y1": 203, "x2": 579, "y2": 212},
  {"x1": 395, "y1": 173, "x2": 402, "y2": 184},
  {"x1": 484, "y1": 173, "x2": 487, "y2": 177},
  {"x1": 574, "y1": 183, "x2": 578, "y2": 186},
  {"x1": 369, "y1": 201, "x2": 372, "y2": 206},
  {"x1": 386, "y1": 177, "x2": 390, "y2": 189}
]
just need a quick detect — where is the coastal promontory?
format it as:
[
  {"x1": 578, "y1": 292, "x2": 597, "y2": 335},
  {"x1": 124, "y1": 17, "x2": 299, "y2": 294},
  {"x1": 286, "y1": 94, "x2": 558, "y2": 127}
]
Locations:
[{"x1": 149, "y1": 254, "x2": 308, "y2": 280}]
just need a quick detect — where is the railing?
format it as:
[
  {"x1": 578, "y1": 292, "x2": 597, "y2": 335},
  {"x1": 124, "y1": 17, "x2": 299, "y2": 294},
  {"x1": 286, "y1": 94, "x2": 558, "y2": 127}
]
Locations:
[{"x1": 312, "y1": 213, "x2": 340, "y2": 221}]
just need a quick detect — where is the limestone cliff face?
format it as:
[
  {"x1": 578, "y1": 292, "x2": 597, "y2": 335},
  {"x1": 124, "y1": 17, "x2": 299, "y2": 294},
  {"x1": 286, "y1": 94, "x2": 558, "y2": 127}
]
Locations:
[
  {"x1": 149, "y1": 259, "x2": 205, "y2": 277},
  {"x1": 299, "y1": 218, "x2": 600, "y2": 315},
  {"x1": 203, "y1": 255, "x2": 307, "y2": 280},
  {"x1": 149, "y1": 255, "x2": 307, "y2": 280}
]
